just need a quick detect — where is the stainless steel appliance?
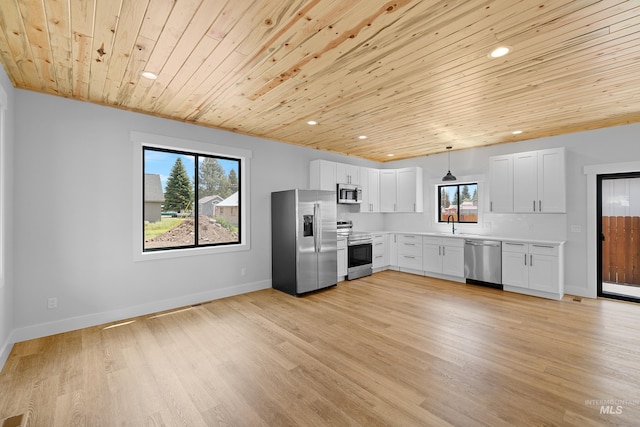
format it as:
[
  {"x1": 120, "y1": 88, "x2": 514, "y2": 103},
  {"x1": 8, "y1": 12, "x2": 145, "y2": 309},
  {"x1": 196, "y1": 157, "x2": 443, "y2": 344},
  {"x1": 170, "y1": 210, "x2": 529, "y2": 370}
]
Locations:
[
  {"x1": 271, "y1": 189, "x2": 337, "y2": 295},
  {"x1": 337, "y1": 221, "x2": 373, "y2": 280},
  {"x1": 464, "y1": 239, "x2": 502, "y2": 287},
  {"x1": 337, "y1": 183, "x2": 362, "y2": 204}
]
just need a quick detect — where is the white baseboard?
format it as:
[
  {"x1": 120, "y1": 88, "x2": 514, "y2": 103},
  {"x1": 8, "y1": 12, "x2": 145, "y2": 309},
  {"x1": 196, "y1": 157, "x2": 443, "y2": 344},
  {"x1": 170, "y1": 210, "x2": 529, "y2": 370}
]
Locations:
[
  {"x1": 10, "y1": 280, "x2": 271, "y2": 345},
  {"x1": 0, "y1": 329, "x2": 16, "y2": 373}
]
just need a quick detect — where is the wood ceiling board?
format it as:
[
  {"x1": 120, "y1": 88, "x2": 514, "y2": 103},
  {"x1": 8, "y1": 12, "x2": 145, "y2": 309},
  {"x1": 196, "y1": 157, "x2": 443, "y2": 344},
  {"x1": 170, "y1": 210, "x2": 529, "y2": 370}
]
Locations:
[{"x1": 1, "y1": 0, "x2": 639, "y2": 161}]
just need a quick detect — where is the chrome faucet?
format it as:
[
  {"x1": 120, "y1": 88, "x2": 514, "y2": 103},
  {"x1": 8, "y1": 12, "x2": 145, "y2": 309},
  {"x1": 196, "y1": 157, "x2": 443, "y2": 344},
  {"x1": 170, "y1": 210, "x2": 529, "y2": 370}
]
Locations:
[{"x1": 447, "y1": 215, "x2": 456, "y2": 234}]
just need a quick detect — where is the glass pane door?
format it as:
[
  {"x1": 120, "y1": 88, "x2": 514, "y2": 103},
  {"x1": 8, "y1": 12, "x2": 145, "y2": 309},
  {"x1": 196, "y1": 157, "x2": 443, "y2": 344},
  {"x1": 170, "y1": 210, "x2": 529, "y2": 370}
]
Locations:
[{"x1": 598, "y1": 173, "x2": 640, "y2": 302}]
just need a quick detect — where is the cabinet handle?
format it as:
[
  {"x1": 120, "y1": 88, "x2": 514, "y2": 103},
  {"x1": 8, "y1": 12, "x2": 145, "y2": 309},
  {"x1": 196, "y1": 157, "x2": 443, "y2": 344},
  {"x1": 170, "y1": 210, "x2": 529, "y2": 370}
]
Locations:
[
  {"x1": 404, "y1": 256, "x2": 415, "y2": 259},
  {"x1": 506, "y1": 242, "x2": 525, "y2": 246},
  {"x1": 532, "y1": 244, "x2": 554, "y2": 248},
  {"x1": 490, "y1": 201, "x2": 493, "y2": 212},
  {"x1": 442, "y1": 246, "x2": 446, "y2": 256},
  {"x1": 405, "y1": 243, "x2": 415, "y2": 246},
  {"x1": 404, "y1": 235, "x2": 416, "y2": 238},
  {"x1": 533, "y1": 200, "x2": 536, "y2": 212},
  {"x1": 524, "y1": 254, "x2": 527, "y2": 265},
  {"x1": 539, "y1": 200, "x2": 542, "y2": 212},
  {"x1": 530, "y1": 254, "x2": 533, "y2": 266},
  {"x1": 438, "y1": 246, "x2": 441, "y2": 256}
]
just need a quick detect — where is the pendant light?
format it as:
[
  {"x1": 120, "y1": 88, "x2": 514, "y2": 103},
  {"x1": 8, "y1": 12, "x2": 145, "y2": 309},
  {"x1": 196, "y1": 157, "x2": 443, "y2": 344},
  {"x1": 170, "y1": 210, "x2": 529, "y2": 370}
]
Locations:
[{"x1": 442, "y1": 146, "x2": 457, "y2": 181}]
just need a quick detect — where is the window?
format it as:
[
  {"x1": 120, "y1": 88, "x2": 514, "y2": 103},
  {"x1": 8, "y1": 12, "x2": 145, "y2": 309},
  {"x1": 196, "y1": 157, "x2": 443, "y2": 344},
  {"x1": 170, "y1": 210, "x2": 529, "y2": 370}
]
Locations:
[
  {"x1": 143, "y1": 147, "x2": 241, "y2": 251},
  {"x1": 438, "y1": 183, "x2": 478, "y2": 223},
  {"x1": 132, "y1": 132, "x2": 251, "y2": 260}
]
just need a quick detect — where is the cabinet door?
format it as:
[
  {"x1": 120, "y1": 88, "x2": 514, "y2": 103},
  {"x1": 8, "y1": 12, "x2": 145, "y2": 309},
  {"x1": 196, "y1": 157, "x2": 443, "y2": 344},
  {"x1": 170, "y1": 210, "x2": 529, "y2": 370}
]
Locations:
[
  {"x1": 422, "y1": 243, "x2": 442, "y2": 273},
  {"x1": 396, "y1": 167, "x2": 423, "y2": 212},
  {"x1": 337, "y1": 247, "x2": 347, "y2": 277},
  {"x1": 528, "y1": 254, "x2": 559, "y2": 292},
  {"x1": 360, "y1": 168, "x2": 380, "y2": 213},
  {"x1": 310, "y1": 160, "x2": 336, "y2": 191},
  {"x1": 488, "y1": 155, "x2": 513, "y2": 212},
  {"x1": 502, "y1": 250, "x2": 528, "y2": 287},
  {"x1": 538, "y1": 148, "x2": 565, "y2": 213},
  {"x1": 372, "y1": 234, "x2": 386, "y2": 268},
  {"x1": 513, "y1": 151, "x2": 538, "y2": 213},
  {"x1": 336, "y1": 163, "x2": 360, "y2": 185},
  {"x1": 441, "y1": 245, "x2": 464, "y2": 277},
  {"x1": 388, "y1": 234, "x2": 398, "y2": 267},
  {"x1": 380, "y1": 170, "x2": 397, "y2": 212}
]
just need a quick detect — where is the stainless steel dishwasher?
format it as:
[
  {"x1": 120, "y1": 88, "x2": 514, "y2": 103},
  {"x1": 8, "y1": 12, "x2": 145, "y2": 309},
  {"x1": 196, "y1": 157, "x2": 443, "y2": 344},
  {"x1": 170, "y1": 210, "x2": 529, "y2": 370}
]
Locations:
[{"x1": 464, "y1": 239, "x2": 502, "y2": 287}]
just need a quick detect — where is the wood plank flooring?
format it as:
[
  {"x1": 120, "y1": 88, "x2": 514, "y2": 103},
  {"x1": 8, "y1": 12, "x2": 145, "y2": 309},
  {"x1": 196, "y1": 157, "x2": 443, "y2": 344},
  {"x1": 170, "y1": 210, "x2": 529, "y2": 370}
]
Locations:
[{"x1": 1, "y1": 271, "x2": 640, "y2": 426}]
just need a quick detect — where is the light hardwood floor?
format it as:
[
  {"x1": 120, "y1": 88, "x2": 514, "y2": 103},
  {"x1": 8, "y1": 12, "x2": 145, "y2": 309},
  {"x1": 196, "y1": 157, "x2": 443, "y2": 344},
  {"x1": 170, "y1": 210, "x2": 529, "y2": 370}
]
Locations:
[{"x1": 1, "y1": 271, "x2": 640, "y2": 426}]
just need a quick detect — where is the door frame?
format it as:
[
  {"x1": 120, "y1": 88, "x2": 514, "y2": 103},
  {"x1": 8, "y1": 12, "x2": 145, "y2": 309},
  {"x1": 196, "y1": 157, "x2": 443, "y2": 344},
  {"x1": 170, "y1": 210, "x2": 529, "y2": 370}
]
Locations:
[{"x1": 596, "y1": 171, "x2": 640, "y2": 303}]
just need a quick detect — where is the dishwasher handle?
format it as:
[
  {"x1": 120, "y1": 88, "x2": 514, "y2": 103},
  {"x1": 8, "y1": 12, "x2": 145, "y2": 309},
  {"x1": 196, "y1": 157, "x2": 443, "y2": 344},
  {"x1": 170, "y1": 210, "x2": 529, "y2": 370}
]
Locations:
[{"x1": 465, "y1": 240, "x2": 501, "y2": 247}]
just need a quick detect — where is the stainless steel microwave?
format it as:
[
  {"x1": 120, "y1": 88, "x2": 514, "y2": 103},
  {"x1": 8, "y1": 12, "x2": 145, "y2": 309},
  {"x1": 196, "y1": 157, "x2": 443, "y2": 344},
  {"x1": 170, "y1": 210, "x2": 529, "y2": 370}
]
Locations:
[{"x1": 337, "y1": 183, "x2": 362, "y2": 204}]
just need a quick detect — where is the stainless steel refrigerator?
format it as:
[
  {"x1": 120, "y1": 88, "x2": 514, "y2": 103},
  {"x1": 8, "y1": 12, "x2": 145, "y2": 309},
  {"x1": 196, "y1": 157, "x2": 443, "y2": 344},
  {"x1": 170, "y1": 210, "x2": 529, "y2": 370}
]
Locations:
[{"x1": 271, "y1": 189, "x2": 337, "y2": 295}]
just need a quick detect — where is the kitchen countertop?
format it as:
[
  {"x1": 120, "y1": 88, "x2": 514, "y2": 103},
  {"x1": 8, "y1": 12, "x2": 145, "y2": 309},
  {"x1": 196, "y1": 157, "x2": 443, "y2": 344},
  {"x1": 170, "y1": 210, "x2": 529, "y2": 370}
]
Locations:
[{"x1": 366, "y1": 231, "x2": 565, "y2": 246}]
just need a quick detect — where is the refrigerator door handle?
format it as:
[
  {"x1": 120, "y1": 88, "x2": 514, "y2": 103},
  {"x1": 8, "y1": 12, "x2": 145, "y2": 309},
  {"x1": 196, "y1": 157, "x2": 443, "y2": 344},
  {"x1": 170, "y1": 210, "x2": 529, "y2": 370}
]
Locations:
[
  {"x1": 316, "y1": 203, "x2": 321, "y2": 253},
  {"x1": 313, "y1": 203, "x2": 321, "y2": 253}
]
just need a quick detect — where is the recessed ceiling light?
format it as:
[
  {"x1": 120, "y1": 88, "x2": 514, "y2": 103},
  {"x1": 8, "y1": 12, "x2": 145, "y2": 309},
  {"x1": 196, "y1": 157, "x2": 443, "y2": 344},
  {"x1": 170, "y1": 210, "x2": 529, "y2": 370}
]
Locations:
[
  {"x1": 512, "y1": 130, "x2": 523, "y2": 135},
  {"x1": 307, "y1": 120, "x2": 318, "y2": 125},
  {"x1": 140, "y1": 71, "x2": 158, "y2": 80},
  {"x1": 387, "y1": 154, "x2": 394, "y2": 157},
  {"x1": 358, "y1": 135, "x2": 367, "y2": 140},
  {"x1": 489, "y1": 46, "x2": 512, "y2": 58}
]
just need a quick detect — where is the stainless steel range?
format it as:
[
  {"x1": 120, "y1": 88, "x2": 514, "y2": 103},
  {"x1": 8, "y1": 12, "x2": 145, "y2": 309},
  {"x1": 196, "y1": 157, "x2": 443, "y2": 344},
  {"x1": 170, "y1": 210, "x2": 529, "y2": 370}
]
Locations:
[{"x1": 337, "y1": 221, "x2": 373, "y2": 280}]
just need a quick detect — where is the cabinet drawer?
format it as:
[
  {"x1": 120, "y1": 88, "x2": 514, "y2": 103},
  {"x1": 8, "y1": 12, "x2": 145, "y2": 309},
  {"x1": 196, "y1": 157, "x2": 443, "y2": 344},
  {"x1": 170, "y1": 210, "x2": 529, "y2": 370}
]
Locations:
[
  {"x1": 502, "y1": 242, "x2": 527, "y2": 253},
  {"x1": 373, "y1": 241, "x2": 385, "y2": 256},
  {"x1": 422, "y1": 236, "x2": 441, "y2": 246},
  {"x1": 398, "y1": 254, "x2": 423, "y2": 270},
  {"x1": 530, "y1": 244, "x2": 559, "y2": 256},
  {"x1": 398, "y1": 234, "x2": 422, "y2": 245},
  {"x1": 442, "y1": 237, "x2": 464, "y2": 248},
  {"x1": 373, "y1": 234, "x2": 385, "y2": 243},
  {"x1": 398, "y1": 241, "x2": 422, "y2": 256}
]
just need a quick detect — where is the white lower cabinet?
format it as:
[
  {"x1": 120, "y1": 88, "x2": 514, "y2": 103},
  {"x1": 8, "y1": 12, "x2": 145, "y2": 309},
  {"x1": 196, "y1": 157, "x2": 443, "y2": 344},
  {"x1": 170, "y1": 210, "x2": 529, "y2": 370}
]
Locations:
[
  {"x1": 337, "y1": 237, "x2": 348, "y2": 279},
  {"x1": 372, "y1": 233, "x2": 387, "y2": 270},
  {"x1": 422, "y1": 237, "x2": 464, "y2": 277},
  {"x1": 397, "y1": 234, "x2": 423, "y2": 271},
  {"x1": 502, "y1": 241, "x2": 564, "y2": 299}
]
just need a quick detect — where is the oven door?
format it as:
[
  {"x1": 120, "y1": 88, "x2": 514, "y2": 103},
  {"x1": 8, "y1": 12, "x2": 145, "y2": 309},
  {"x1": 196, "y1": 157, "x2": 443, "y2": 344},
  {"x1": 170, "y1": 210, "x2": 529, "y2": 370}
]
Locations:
[{"x1": 347, "y1": 242, "x2": 373, "y2": 280}]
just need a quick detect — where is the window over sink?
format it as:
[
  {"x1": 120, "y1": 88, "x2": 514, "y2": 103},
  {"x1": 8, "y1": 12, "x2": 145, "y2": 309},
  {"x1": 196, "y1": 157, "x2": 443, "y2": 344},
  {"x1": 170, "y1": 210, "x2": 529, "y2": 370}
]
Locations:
[{"x1": 438, "y1": 183, "x2": 478, "y2": 223}]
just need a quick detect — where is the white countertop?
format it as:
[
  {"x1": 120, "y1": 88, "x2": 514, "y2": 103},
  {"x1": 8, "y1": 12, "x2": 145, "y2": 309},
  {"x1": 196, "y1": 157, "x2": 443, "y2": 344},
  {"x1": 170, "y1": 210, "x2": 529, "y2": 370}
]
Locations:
[{"x1": 366, "y1": 231, "x2": 565, "y2": 246}]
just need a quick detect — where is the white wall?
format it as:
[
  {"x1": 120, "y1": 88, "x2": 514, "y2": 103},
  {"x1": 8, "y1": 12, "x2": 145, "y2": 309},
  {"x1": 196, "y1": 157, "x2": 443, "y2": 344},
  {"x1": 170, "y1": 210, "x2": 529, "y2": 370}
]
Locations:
[
  {"x1": 11, "y1": 90, "x2": 378, "y2": 341},
  {"x1": 0, "y1": 66, "x2": 15, "y2": 368}
]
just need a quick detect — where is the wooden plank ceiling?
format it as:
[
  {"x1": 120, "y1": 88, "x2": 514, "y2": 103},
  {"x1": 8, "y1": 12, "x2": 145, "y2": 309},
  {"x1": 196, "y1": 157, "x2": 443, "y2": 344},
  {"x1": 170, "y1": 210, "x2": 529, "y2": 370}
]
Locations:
[{"x1": 0, "y1": 0, "x2": 639, "y2": 162}]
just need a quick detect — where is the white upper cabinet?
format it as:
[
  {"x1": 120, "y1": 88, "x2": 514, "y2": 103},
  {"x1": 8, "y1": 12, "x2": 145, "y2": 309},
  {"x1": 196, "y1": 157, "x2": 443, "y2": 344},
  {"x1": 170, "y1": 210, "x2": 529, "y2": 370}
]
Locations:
[
  {"x1": 380, "y1": 170, "x2": 397, "y2": 212},
  {"x1": 490, "y1": 147, "x2": 565, "y2": 214},
  {"x1": 310, "y1": 160, "x2": 422, "y2": 214},
  {"x1": 397, "y1": 167, "x2": 424, "y2": 212},
  {"x1": 309, "y1": 159, "x2": 337, "y2": 191},
  {"x1": 360, "y1": 167, "x2": 380, "y2": 213},
  {"x1": 488, "y1": 154, "x2": 513, "y2": 212},
  {"x1": 336, "y1": 162, "x2": 360, "y2": 185},
  {"x1": 537, "y1": 148, "x2": 566, "y2": 213},
  {"x1": 514, "y1": 148, "x2": 565, "y2": 213},
  {"x1": 380, "y1": 168, "x2": 423, "y2": 213}
]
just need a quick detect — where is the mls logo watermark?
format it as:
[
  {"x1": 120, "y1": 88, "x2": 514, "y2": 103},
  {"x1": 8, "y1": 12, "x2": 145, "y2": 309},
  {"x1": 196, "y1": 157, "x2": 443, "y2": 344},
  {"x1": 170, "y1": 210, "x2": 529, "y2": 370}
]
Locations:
[
  {"x1": 585, "y1": 398, "x2": 638, "y2": 415},
  {"x1": 599, "y1": 405, "x2": 623, "y2": 415}
]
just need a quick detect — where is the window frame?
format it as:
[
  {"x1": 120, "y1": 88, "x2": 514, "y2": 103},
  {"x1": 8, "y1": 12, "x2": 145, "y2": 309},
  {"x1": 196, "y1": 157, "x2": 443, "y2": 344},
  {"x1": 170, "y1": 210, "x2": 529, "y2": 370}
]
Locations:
[
  {"x1": 132, "y1": 131, "x2": 251, "y2": 261},
  {"x1": 0, "y1": 85, "x2": 6, "y2": 289},
  {"x1": 437, "y1": 182, "x2": 478, "y2": 224}
]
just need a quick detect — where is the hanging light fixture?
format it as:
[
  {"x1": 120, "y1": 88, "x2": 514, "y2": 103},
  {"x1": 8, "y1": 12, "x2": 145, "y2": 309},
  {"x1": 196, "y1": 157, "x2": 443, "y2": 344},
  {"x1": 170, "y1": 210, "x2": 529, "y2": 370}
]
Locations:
[{"x1": 442, "y1": 146, "x2": 457, "y2": 181}]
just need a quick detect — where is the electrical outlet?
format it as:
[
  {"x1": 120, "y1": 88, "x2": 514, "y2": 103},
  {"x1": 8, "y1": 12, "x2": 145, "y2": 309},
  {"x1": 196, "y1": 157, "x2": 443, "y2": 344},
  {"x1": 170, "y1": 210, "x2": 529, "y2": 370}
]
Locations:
[{"x1": 47, "y1": 297, "x2": 57, "y2": 310}]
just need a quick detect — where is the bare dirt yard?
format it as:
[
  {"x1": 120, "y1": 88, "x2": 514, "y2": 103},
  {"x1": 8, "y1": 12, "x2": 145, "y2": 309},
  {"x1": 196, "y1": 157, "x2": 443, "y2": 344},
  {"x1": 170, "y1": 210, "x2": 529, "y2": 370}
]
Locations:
[{"x1": 145, "y1": 215, "x2": 238, "y2": 249}]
